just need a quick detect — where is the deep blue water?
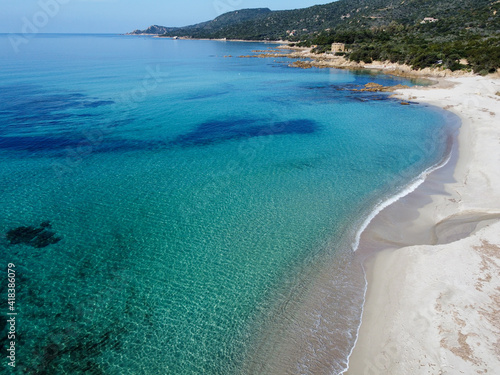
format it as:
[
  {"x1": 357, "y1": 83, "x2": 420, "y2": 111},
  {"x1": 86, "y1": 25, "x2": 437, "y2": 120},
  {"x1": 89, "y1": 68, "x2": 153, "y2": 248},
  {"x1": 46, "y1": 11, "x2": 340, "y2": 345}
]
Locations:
[{"x1": 0, "y1": 34, "x2": 455, "y2": 374}]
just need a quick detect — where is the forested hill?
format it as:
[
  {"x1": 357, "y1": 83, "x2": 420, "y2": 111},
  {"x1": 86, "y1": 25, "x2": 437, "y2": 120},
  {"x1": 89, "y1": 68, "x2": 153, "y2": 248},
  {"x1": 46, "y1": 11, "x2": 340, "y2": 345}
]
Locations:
[
  {"x1": 131, "y1": 0, "x2": 498, "y2": 40},
  {"x1": 128, "y1": 8, "x2": 272, "y2": 36},
  {"x1": 130, "y1": 0, "x2": 500, "y2": 74}
]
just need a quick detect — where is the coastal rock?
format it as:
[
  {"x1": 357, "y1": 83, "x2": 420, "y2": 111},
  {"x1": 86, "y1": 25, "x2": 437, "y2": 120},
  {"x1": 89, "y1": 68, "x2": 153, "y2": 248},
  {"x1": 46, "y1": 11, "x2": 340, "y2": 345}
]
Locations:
[
  {"x1": 365, "y1": 82, "x2": 383, "y2": 89},
  {"x1": 252, "y1": 47, "x2": 476, "y2": 79},
  {"x1": 353, "y1": 82, "x2": 410, "y2": 92},
  {"x1": 289, "y1": 61, "x2": 313, "y2": 69}
]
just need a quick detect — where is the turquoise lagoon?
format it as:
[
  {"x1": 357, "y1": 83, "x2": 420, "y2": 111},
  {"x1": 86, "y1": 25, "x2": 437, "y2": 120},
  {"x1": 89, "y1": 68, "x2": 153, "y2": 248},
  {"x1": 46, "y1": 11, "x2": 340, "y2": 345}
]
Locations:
[{"x1": 0, "y1": 35, "x2": 456, "y2": 374}]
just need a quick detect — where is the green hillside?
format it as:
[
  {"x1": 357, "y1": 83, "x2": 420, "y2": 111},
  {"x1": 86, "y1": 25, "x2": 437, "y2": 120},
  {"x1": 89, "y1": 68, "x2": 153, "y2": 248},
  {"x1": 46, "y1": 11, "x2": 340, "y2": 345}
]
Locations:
[
  {"x1": 129, "y1": 8, "x2": 272, "y2": 36},
  {"x1": 131, "y1": 0, "x2": 500, "y2": 73}
]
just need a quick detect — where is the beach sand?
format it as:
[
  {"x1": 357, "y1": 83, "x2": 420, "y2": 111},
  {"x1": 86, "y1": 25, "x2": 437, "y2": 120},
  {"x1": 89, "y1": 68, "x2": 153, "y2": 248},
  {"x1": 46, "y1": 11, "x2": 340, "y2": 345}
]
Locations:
[{"x1": 345, "y1": 76, "x2": 500, "y2": 374}]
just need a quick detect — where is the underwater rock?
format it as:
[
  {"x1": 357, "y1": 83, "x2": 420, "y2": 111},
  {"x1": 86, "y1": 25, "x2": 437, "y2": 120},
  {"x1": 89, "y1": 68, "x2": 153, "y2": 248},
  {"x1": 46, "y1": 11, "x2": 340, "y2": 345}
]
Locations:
[
  {"x1": 6, "y1": 222, "x2": 61, "y2": 248},
  {"x1": 171, "y1": 118, "x2": 318, "y2": 147},
  {"x1": 289, "y1": 60, "x2": 313, "y2": 69},
  {"x1": 353, "y1": 82, "x2": 410, "y2": 92},
  {"x1": 40, "y1": 221, "x2": 51, "y2": 228}
]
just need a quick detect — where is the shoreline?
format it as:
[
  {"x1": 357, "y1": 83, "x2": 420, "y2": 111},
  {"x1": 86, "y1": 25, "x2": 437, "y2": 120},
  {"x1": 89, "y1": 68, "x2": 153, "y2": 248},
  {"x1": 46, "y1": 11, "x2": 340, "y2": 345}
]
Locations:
[
  {"x1": 127, "y1": 34, "x2": 290, "y2": 44},
  {"x1": 350, "y1": 144, "x2": 455, "y2": 255},
  {"x1": 240, "y1": 45, "x2": 480, "y2": 79},
  {"x1": 345, "y1": 76, "x2": 500, "y2": 374}
]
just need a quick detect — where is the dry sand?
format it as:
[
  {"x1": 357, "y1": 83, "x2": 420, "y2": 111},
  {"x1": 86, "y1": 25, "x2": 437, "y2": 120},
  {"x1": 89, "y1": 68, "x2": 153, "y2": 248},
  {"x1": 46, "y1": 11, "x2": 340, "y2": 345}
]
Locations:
[{"x1": 345, "y1": 76, "x2": 500, "y2": 374}]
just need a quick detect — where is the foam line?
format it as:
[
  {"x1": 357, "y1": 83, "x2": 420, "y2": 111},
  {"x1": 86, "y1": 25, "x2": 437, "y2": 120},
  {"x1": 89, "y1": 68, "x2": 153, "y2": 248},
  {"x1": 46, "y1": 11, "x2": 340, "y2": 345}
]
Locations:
[
  {"x1": 340, "y1": 150, "x2": 452, "y2": 375},
  {"x1": 351, "y1": 151, "x2": 452, "y2": 252}
]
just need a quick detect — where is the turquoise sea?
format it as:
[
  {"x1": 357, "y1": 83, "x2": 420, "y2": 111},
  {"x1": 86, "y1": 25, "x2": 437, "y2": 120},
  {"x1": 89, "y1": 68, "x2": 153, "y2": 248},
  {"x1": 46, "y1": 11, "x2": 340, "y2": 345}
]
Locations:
[{"x1": 0, "y1": 34, "x2": 456, "y2": 374}]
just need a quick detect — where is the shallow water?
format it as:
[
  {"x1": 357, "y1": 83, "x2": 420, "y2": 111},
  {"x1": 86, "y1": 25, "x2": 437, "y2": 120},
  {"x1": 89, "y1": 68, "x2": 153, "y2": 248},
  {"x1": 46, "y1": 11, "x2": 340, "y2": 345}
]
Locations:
[{"x1": 0, "y1": 34, "x2": 453, "y2": 374}]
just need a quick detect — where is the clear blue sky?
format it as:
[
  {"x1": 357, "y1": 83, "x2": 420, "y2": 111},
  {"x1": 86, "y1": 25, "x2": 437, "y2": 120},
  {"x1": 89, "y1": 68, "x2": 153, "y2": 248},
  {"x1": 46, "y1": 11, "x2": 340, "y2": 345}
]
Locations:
[{"x1": 1, "y1": 0, "x2": 336, "y2": 34}]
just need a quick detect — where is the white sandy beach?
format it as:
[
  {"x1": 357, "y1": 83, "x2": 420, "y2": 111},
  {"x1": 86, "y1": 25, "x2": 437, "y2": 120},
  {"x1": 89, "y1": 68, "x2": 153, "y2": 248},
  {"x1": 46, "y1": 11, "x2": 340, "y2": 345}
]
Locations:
[{"x1": 346, "y1": 76, "x2": 500, "y2": 374}]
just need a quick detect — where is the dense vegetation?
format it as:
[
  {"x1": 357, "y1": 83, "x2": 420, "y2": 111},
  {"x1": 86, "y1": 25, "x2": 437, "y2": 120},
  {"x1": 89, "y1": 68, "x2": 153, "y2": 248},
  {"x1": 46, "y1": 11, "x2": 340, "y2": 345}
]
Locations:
[
  {"x1": 302, "y1": 22, "x2": 500, "y2": 74},
  {"x1": 131, "y1": 0, "x2": 500, "y2": 73},
  {"x1": 129, "y1": 8, "x2": 272, "y2": 36}
]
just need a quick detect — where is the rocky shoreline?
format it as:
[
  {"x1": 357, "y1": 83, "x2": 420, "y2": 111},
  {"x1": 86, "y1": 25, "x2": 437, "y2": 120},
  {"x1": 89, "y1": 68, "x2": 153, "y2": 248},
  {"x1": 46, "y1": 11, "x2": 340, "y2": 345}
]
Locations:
[{"x1": 239, "y1": 46, "x2": 479, "y2": 79}]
